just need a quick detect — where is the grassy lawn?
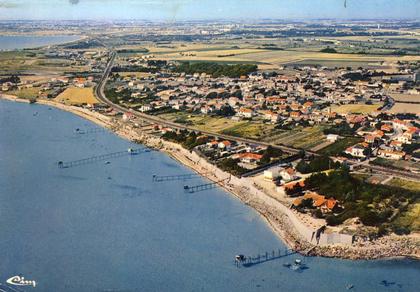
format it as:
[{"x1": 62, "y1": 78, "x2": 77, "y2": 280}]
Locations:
[
  {"x1": 55, "y1": 87, "x2": 98, "y2": 105},
  {"x1": 318, "y1": 136, "x2": 363, "y2": 156},
  {"x1": 393, "y1": 203, "x2": 420, "y2": 233},
  {"x1": 388, "y1": 178, "x2": 420, "y2": 192},
  {"x1": 7, "y1": 87, "x2": 40, "y2": 99},
  {"x1": 330, "y1": 104, "x2": 380, "y2": 114}
]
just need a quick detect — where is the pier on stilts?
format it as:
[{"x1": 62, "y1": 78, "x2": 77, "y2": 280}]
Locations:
[
  {"x1": 152, "y1": 173, "x2": 209, "y2": 182},
  {"x1": 234, "y1": 248, "x2": 296, "y2": 267},
  {"x1": 74, "y1": 127, "x2": 108, "y2": 135},
  {"x1": 57, "y1": 148, "x2": 150, "y2": 169},
  {"x1": 183, "y1": 177, "x2": 230, "y2": 193}
]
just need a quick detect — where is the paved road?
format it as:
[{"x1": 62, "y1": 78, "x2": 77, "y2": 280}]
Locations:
[{"x1": 94, "y1": 51, "x2": 420, "y2": 181}]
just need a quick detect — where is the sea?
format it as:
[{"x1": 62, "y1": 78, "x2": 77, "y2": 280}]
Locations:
[
  {"x1": 0, "y1": 99, "x2": 419, "y2": 292},
  {"x1": 0, "y1": 35, "x2": 80, "y2": 51}
]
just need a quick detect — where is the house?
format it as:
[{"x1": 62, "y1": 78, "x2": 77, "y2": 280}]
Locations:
[
  {"x1": 233, "y1": 152, "x2": 263, "y2": 164},
  {"x1": 280, "y1": 167, "x2": 297, "y2": 182},
  {"x1": 290, "y1": 111, "x2": 301, "y2": 119},
  {"x1": 262, "y1": 111, "x2": 280, "y2": 123},
  {"x1": 326, "y1": 134, "x2": 339, "y2": 142},
  {"x1": 161, "y1": 127, "x2": 174, "y2": 134},
  {"x1": 139, "y1": 105, "x2": 152, "y2": 112},
  {"x1": 264, "y1": 167, "x2": 282, "y2": 181},
  {"x1": 381, "y1": 124, "x2": 393, "y2": 133},
  {"x1": 218, "y1": 140, "x2": 232, "y2": 150},
  {"x1": 200, "y1": 105, "x2": 214, "y2": 114},
  {"x1": 206, "y1": 140, "x2": 219, "y2": 148},
  {"x1": 377, "y1": 149, "x2": 405, "y2": 160},
  {"x1": 364, "y1": 135, "x2": 376, "y2": 144},
  {"x1": 122, "y1": 112, "x2": 134, "y2": 121},
  {"x1": 282, "y1": 180, "x2": 305, "y2": 194},
  {"x1": 293, "y1": 192, "x2": 338, "y2": 213},
  {"x1": 344, "y1": 144, "x2": 366, "y2": 158},
  {"x1": 390, "y1": 140, "x2": 403, "y2": 150},
  {"x1": 392, "y1": 119, "x2": 409, "y2": 131},
  {"x1": 237, "y1": 108, "x2": 253, "y2": 118}
]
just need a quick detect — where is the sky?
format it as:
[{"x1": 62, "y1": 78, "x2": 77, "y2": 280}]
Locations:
[{"x1": 0, "y1": 0, "x2": 418, "y2": 21}]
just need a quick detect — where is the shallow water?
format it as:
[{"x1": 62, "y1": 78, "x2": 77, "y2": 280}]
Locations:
[
  {"x1": 0, "y1": 100, "x2": 419, "y2": 292},
  {"x1": 0, "y1": 35, "x2": 80, "y2": 50}
]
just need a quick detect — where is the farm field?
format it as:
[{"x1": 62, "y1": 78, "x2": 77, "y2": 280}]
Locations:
[
  {"x1": 158, "y1": 112, "x2": 243, "y2": 133},
  {"x1": 387, "y1": 103, "x2": 420, "y2": 114},
  {"x1": 390, "y1": 93, "x2": 420, "y2": 103},
  {"x1": 221, "y1": 122, "x2": 276, "y2": 139},
  {"x1": 55, "y1": 87, "x2": 98, "y2": 105},
  {"x1": 291, "y1": 59, "x2": 391, "y2": 69},
  {"x1": 330, "y1": 104, "x2": 380, "y2": 114},
  {"x1": 118, "y1": 72, "x2": 153, "y2": 78},
  {"x1": 0, "y1": 50, "x2": 88, "y2": 75},
  {"x1": 259, "y1": 125, "x2": 328, "y2": 149},
  {"x1": 117, "y1": 39, "x2": 420, "y2": 70}
]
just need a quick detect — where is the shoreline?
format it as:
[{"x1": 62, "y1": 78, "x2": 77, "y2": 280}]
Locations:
[
  {"x1": 0, "y1": 34, "x2": 85, "y2": 52},
  {"x1": 2, "y1": 95, "x2": 419, "y2": 261}
]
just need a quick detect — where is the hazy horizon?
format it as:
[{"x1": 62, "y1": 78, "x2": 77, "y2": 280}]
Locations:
[{"x1": 0, "y1": 0, "x2": 418, "y2": 21}]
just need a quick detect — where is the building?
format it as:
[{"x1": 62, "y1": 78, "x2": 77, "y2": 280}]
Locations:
[
  {"x1": 377, "y1": 149, "x2": 405, "y2": 160},
  {"x1": 237, "y1": 108, "x2": 253, "y2": 118},
  {"x1": 344, "y1": 144, "x2": 366, "y2": 158},
  {"x1": 263, "y1": 167, "x2": 282, "y2": 181},
  {"x1": 326, "y1": 134, "x2": 339, "y2": 142},
  {"x1": 234, "y1": 152, "x2": 263, "y2": 164},
  {"x1": 280, "y1": 167, "x2": 297, "y2": 182},
  {"x1": 218, "y1": 140, "x2": 232, "y2": 150},
  {"x1": 293, "y1": 192, "x2": 338, "y2": 213}
]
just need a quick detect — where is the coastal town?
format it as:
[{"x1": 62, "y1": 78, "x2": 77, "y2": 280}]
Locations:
[{"x1": 1, "y1": 19, "x2": 419, "y2": 260}]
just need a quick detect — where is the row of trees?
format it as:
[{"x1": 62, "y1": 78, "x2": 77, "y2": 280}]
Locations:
[
  {"x1": 0, "y1": 75, "x2": 20, "y2": 84},
  {"x1": 174, "y1": 62, "x2": 257, "y2": 78},
  {"x1": 217, "y1": 158, "x2": 248, "y2": 176},
  {"x1": 323, "y1": 121, "x2": 358, "y2": 136},
  {"x1": 296, "y1": 155, "x2": 340, "y2": 174},
  {"x1": 161, "y1": 130, "x2": 209, "y2": 150}
]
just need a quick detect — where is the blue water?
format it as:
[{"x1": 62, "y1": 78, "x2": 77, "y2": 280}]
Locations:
[
  {"x1": 0, "y1": 35, "x2": 80, "y2": 50},
  {"x1": 0, "y1": 100, "x2": 419, "y2": 292}
]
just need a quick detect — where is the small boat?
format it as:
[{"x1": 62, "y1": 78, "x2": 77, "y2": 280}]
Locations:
[
  {"x1": 346, "y1": 284, "x2": 354, "y2": 290},
  {"x1": 105, "y1": 161, "x2": 111, "y2": 165},
  {"x1": 294, "y1": 259, "x2": 302, "y2": 265}
]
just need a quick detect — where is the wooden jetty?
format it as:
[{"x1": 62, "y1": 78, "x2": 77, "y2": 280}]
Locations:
[
  {"x1": 152, "y1": 173, "x2": 208, "y2": 182},
  {"x1": 57, "y1": 148, "x2": 150, "y2": 168},
  {"x1": 234, "y1": 248, "x2": 295, "y2": 267},
  {"x1": 183, "y1": 177, "x2": 229, "y2": 193},
  {"x1": 74, "y1": 127, "x2": 108, "y2": 135}
]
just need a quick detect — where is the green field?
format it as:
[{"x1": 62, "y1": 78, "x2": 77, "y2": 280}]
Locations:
[
  {"x1": 318, "y1": 137, "x2": 363, "y2": 156},
  {"x1": 388, "y1": 178, "x2": 420, "y2": 192}
]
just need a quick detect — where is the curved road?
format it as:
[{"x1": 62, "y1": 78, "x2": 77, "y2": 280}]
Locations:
[{"x1": 95, "y1": 52, "x2": 420, "y2": 181}]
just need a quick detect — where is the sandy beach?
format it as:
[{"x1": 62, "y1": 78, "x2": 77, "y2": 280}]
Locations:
[{"x1": 2, "y1": 95, "x2": 419, "y2": 261}]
